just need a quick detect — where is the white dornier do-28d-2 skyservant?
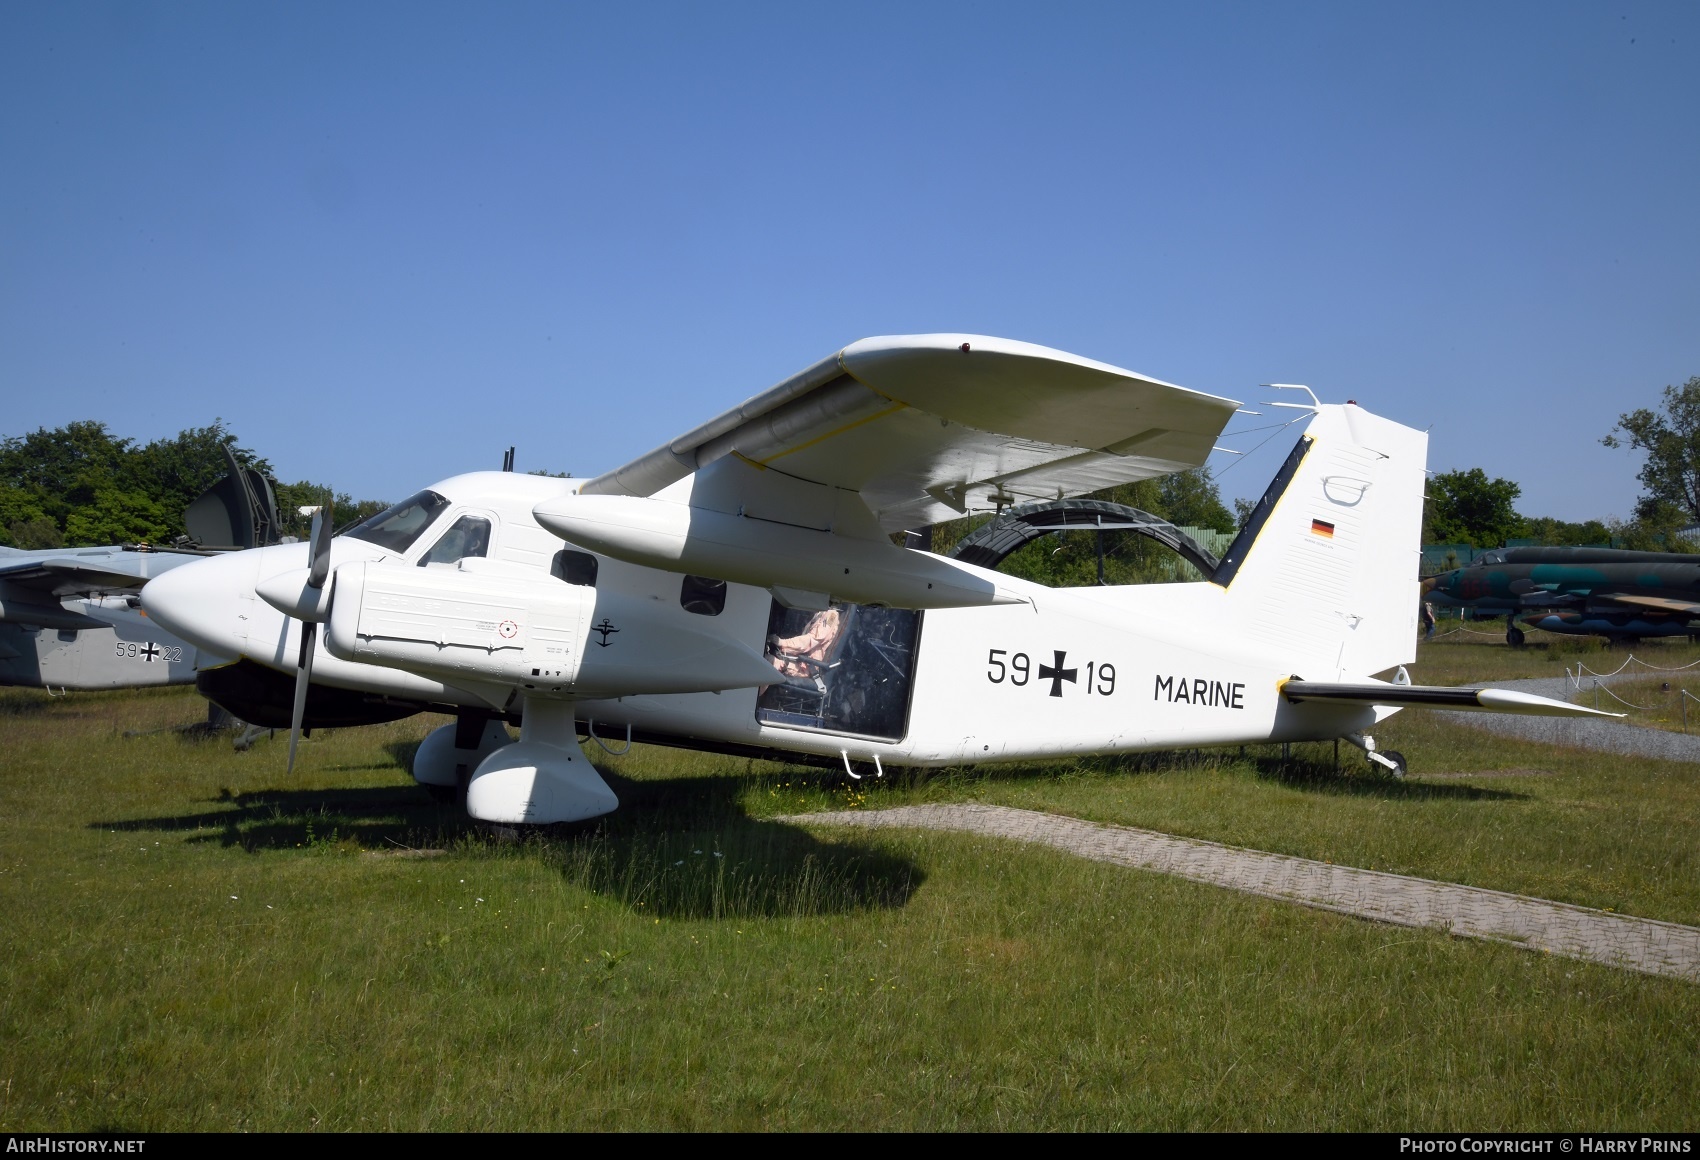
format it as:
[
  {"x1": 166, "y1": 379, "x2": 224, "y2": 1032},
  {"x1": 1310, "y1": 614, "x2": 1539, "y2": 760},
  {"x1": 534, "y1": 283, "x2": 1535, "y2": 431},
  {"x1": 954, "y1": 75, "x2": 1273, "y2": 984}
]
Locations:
[{"x1": 140, "y1": 334, "x2": 1616, "y2": 825}]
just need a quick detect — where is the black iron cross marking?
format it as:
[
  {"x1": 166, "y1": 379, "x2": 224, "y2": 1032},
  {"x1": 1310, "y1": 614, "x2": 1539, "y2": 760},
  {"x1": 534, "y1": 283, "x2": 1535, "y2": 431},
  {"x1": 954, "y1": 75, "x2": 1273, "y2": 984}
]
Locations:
[
  {"x1": 592, "y1": 619, "x2": 619, "y2": 648},
  {"x1": 141, "y1": 642, "x2": 160, "y2": 662},
  {"x1": 1038, "y1": 650, "x2": 1077, "y2": 697}
]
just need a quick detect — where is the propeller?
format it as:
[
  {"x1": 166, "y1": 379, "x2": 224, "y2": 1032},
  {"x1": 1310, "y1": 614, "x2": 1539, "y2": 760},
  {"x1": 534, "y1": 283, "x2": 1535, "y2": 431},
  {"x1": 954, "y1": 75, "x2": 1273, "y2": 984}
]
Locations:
[{"x1": 287, "y1": 504, "x2": 335, "y2": 773}]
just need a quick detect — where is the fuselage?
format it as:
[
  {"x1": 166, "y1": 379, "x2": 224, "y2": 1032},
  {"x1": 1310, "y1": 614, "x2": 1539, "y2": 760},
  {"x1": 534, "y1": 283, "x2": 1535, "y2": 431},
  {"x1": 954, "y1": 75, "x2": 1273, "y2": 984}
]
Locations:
[
  {"x1": 0, "y1": 594, "x2": 206, "y2": 690},
  {"x1": 143, "y1": 471, "x2": 1378, "y2": 768}
]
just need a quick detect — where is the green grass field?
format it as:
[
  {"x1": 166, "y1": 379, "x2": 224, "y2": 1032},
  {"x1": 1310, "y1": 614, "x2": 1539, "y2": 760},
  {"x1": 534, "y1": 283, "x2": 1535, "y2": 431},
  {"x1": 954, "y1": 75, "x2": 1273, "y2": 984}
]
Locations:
[{"x1": 2, "y1": 644, "x2": 1698, "y2": 1130}]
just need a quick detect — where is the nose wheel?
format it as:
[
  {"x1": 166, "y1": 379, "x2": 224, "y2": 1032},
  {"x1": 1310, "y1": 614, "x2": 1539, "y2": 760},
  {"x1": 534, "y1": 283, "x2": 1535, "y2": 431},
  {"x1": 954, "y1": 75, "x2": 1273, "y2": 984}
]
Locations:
[{"x1": 1506, "y1": 623, "x2": 1526, "y2": 647}]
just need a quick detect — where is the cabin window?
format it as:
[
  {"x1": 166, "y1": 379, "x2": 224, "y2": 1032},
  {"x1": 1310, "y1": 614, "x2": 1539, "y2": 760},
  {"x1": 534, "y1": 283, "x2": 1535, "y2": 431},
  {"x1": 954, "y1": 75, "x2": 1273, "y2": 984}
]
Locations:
[
  {"x1": 756, "y1": 599, "x2": 922, "y2": 741},
  {"x1": 552, "y1": 550, "x2": 599, "y2": 587},
  {"x1": 345, "y1": 490, "x2": 451, "y2": 553},
  {"x1": 679, "y1": 575, "x2": 727, "y2": 616},
  {"x1": 417, "y1": 515, "x2": 492, "y2": 566}
]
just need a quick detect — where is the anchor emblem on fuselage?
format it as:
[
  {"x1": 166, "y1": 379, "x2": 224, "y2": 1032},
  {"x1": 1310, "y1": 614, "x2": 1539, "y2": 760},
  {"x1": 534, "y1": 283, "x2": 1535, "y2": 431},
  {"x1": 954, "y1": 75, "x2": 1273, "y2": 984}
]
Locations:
[{"x1": 592, "y1": 619, "x2": 620, "y2": 647}]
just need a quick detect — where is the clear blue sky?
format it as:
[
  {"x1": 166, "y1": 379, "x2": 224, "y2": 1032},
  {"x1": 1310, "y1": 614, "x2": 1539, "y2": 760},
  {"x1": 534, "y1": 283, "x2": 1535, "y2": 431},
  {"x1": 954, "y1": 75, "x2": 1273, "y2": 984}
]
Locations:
[{"x1": 3, "y1": 1, "x2": 1697, "y2": 521}]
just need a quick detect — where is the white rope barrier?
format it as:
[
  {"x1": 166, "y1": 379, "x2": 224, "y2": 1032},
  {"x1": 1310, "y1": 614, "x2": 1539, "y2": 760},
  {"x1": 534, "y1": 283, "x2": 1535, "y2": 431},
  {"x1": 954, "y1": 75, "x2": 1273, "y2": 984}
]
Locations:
[
  {"x1": 1592, "y1": 681, "x2": 1657, "y2": 711},
  {"x1": 1569, "y1": 654, "x2": 1700, "y2": 685},
  {"x1": 1559, "y1": 658, "x2": 1700, "y2": 714}
]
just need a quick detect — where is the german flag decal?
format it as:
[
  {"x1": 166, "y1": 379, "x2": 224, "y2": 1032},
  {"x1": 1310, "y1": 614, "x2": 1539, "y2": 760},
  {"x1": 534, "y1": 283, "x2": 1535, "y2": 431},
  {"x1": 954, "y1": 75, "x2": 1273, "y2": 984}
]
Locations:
[{"x1": 1311, "y1": 519, "x2": 1335, "y2": 538}]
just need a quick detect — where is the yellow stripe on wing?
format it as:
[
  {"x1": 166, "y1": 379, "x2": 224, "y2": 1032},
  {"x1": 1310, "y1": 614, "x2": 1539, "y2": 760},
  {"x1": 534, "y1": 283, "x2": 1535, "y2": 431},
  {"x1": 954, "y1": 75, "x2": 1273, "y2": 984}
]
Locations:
[{"x1": 754, "y1": 401, "x2": 911, "y2": 466}]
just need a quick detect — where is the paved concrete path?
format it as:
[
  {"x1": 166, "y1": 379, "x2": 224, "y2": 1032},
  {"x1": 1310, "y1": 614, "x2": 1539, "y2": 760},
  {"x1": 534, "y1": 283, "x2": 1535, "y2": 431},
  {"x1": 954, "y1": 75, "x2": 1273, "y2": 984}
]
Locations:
[
  {"x1": 791, "y1": 803, "x2": 1700, "y2": 984},
  {"x1": 1451, "y1": 674, "x2": 1700, "y2": 762}
]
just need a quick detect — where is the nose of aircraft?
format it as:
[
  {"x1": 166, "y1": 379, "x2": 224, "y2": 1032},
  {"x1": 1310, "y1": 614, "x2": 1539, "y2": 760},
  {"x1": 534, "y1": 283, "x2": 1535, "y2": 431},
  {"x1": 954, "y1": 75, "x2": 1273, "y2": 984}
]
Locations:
[{"x1": 140, "y1": 548, "x2": 265, "y2": 659}]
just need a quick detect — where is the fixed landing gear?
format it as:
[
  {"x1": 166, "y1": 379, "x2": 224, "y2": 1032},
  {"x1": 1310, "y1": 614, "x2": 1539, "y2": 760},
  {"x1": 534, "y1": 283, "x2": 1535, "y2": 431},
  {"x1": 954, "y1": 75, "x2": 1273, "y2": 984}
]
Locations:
[
  {"x1": 465, "y1": 696, "x2": 618, "y2": 825},
  {"x1": 1343, "y1": 731, "x2": 1406, "y2": 779},
  {"x1": 412, "y1": 712, "x2": 513, "y2": 804}
]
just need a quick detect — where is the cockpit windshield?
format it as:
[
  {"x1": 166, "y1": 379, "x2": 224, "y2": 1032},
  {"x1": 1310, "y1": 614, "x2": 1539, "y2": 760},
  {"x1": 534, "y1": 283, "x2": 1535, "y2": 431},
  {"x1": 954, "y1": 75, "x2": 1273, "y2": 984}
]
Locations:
[
  {"x1": 344, "y1": 490, "x2": 452, "y2": 553},
  {"x1": 1470, "y1": 550, "x2": 1506, "y2": 568}
]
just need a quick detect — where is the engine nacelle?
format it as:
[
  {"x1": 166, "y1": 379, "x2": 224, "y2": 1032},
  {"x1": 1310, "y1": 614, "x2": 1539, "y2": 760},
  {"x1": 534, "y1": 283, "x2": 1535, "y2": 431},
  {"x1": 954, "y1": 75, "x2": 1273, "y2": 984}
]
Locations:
[{"x1": 324, "y1": 558, "x2": 779, "y2": 698}]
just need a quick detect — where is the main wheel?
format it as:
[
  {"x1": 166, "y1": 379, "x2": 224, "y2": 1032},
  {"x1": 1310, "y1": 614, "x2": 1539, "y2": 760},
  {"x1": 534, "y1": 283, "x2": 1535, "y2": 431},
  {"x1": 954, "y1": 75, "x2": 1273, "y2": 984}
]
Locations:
[
  {"x1": 1381, "y1": 750, "x2": 1408, "y2": 779},
  {"x1": 1506, "y1": 625, "x2": 1526, "y2": 647}
]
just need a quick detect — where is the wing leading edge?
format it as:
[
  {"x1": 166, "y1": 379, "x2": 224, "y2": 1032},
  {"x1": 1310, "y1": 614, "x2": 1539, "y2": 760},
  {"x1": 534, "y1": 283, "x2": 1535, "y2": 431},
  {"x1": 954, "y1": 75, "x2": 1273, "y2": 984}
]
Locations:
[{"x1": 580, "y1": 334, "x2": 1240, "y2": 532}]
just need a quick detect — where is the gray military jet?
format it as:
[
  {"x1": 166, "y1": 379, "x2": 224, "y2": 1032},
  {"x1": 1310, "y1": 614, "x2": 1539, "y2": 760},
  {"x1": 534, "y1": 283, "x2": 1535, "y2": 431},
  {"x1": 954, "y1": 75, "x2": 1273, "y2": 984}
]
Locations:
[{"x1": 0, "y1": 449, "x2": 281, "y2": 690}]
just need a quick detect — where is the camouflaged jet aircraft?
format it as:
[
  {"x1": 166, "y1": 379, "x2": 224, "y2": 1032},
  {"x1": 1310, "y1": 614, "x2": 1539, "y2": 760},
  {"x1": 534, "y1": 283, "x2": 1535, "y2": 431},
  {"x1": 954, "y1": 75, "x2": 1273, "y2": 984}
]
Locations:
[{"x1": 1425, "y1": 547, "x2": 1700, "y2": 645}]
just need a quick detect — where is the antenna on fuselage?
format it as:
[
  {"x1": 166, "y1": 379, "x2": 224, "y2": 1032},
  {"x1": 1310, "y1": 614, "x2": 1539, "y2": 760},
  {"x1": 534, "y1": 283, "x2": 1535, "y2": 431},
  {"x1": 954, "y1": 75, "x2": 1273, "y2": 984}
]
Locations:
[{"x1": 501, "y1": 447, "x2": 515, "y2": 472}]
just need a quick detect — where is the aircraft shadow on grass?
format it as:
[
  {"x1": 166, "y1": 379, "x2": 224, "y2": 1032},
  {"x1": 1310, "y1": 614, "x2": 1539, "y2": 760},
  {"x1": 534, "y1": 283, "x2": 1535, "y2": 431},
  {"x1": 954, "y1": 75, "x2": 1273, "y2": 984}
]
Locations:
[
  {"x1": 926, "y1": 749, "x2": 1534, "y2": 803},
  {"x1": 86, "y1": 745, "x2": 924, "y2": 921},
  {"x1": 1253, "y1": 758, "x2": 1533, "y2": 802}
]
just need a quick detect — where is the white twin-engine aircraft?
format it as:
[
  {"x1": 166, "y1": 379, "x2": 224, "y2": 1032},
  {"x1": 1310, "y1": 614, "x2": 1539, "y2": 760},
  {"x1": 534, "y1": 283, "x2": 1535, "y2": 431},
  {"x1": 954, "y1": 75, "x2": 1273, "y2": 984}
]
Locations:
[{"x1": 141, "y1": 334, "x2": 1612, "y2": 825}]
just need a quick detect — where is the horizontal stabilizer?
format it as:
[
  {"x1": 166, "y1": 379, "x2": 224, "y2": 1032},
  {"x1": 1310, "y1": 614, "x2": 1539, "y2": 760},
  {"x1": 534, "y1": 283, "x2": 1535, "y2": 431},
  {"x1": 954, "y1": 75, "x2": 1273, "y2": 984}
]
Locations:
[{"x1": 1282, "y1": 680, "x2": 1623, "y2": 718}]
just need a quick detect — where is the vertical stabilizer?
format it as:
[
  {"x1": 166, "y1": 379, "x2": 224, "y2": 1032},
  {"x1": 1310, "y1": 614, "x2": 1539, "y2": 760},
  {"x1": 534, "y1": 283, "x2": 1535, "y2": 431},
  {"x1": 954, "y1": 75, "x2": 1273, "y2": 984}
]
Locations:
[{"x1": 1214, "y1": 404, "x2": 1426, "y2": 679}]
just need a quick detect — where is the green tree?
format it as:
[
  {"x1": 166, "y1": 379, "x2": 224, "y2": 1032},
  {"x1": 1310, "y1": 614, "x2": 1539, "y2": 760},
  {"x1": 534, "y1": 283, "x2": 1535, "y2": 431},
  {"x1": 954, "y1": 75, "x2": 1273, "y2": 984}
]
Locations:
[
  {"x1": 1156, "y1": 468, "x2": 1236, "y2": 534},
  {"x1": 1521, "y1": 515, "x2": 1611, "y2": 548},
  {"x1": 0, "y1": 419, "x2": 390, "y2": 548},
  {"x1": 1608, "y1": 500, "x2": 1699, "y2": 554},
  {"x1": 0, "y1": 484, "x2": 59, "y2": 548},
  {"x1": 271, "y1": 482, "x2": 391, "y2": 539},
  {"x1": 63, "y1": 488, "x2": 173, "y2": 546},
  {"x1": 1604, "y1": 376, "x2": 1700, "y2": 522},
  {"x1": 0, "y1": 420, "x2": 133, "y2": 532},
  {"x1": 1424, "y1": 468, "x2": 1525, "y2": 547},
  {"x1": 130, "y1": 420, "x2": 271, "y2": 535}
]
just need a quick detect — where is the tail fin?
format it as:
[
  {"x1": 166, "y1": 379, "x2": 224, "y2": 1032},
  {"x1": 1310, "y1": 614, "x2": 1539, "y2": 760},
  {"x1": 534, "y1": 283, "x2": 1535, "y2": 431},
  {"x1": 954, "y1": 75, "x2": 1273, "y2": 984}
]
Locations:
[{"x1": 1214, "y1": 403, "x2": 1427, "y2": 679}]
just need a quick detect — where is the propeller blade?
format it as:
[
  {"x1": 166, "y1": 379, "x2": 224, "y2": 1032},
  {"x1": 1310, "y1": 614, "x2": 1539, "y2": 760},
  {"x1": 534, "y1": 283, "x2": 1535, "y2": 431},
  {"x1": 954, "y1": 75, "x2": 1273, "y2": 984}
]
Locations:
[
  {"x1": 286, "y1": 502, "x2": 333, "y2": 772},
  {"x1": 286, "y1": 620, "x2": 317, "y2": 774},
  {"x1": 307, "y1": 502, "x2": 335, "y2": 589}
]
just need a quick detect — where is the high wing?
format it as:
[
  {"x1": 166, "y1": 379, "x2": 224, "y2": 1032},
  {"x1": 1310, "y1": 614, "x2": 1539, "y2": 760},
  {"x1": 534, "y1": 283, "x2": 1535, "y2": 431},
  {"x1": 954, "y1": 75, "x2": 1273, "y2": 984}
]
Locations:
[
  {"x1": 582, "y1": 334, "x2": 1240, "y2": 532},
  {"x1": 1282, "y1": 679, "x2": 1622, "y2": 718},
  {"x1": 0, "y1": 548, "x2": 186, "y2": 596}
]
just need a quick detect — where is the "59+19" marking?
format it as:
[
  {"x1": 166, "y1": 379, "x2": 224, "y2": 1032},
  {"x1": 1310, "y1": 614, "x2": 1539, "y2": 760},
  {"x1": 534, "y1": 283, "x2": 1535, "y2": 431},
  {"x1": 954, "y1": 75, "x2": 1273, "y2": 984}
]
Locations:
[{"x1": 986, "y1": 648, "x2": 1115, "y2": 698}]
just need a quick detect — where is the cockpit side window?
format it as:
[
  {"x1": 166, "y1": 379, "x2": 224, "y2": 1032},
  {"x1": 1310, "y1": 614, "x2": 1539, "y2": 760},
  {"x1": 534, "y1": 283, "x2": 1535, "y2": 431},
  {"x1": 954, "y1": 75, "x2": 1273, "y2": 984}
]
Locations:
[
  {"x1": 680, "y1": 575, "x2": 727, "y2": 616},
  {"x1": 418, "y1": 515, "x2": 492, "y2": 566},
  {"x1": 552, "y1": 550, "x2": 598, "y2": 587},
  {"x1": 344, "y1": 490, "x2": 451, "y2": 553}
]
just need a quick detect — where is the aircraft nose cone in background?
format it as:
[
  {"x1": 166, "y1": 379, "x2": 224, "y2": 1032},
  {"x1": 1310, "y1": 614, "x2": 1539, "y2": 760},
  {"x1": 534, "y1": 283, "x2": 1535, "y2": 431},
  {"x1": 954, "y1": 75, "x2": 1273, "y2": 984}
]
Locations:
[{"x1": 140, "y1": 547, "x2": 265, "y2": 659}]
